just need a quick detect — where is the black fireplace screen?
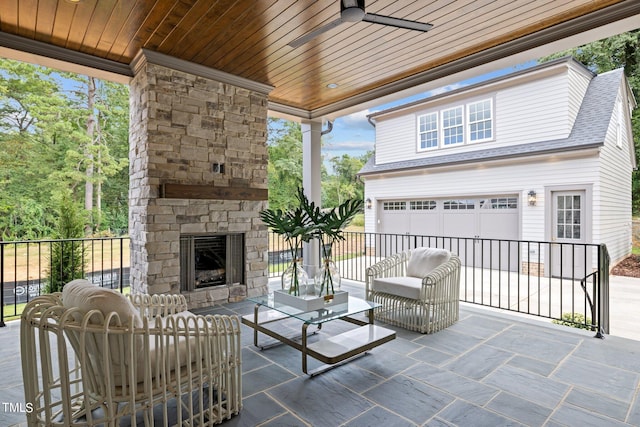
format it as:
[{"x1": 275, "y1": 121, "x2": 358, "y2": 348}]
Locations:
[{"x1": 180, "y1": 234, "x2": 244, "y2": 291}]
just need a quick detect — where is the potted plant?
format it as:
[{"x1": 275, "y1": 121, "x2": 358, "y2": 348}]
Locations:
[
  {"x1": 259, "y1": 194, "x2": 314, "y2": 296},
  {"x1": 298, "y1": 189, "x2": 363, "y2": 297}
]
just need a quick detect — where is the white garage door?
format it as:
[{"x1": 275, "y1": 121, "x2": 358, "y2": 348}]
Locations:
[{"x1": 378, "y1": 196, "x2": 519, "y2": 271}]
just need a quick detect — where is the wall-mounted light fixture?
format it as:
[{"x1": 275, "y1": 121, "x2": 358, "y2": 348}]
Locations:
[
  {"x1": 366, "y1": 198, "x2": 372, "y2": 209},
  {"x1": 528, "y1": 190, "x2": 537, "y2": 206}
]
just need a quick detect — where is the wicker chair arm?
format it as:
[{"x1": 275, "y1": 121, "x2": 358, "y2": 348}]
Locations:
[
  {"x1": 366, "y1": 251, "x2": 408, "y2": 277},
  {"x1": 365, "y1": 250, "x2": 410, "y2": 295},
  {"x1": 420, "y1": 255, "x2": 461, "y2": 300}
]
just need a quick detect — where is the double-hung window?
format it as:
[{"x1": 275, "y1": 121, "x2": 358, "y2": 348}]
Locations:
[
  {"x1": 468, "y1": 99, "x2": 492, "y2": 142},
  {"x1": 418, "y1": 112, "x2": 438, "y2": 150},
  {"x1": 442, "y1": 106, "x2": 464, "y2": 146}
]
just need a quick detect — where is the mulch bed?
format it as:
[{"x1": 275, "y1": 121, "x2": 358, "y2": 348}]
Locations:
[{"x1": 611, "y1": 254, "x2": 640, "y2": 278}]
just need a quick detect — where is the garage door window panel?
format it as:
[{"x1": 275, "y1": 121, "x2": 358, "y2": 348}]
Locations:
[
  {"x1": 444, "y1": 200, "x2": 475, "y2": 210},
  {"x1": 410, "y1": 200, "x2": 436, "y2": 210},
  {"x1": 383, "y1": 201, "x2": 406, "y2": 211}
]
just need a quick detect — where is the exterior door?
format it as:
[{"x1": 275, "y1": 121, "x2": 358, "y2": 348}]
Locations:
[{"x1": 551, "y1": 191, "x2": 587, "y2": 279}]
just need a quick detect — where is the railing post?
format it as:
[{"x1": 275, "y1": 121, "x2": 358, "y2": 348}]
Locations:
[
  {"x1": 596, "y1": 244, "x2": 610, "y2": 337},
  {"x1": 119, "y1": 237, "x2": 124, "y2": 293},
  {"x1": 1, "y1": 243, "x2": 5, "y2": 327}
]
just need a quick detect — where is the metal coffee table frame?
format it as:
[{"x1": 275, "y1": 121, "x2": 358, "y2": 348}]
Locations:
[{"x1": 242, "y1": 294, "x2": 396, "y2": 376}]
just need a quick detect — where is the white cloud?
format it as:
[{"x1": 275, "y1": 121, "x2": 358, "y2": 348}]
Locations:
[
  {"x1": 324, "y1": 139, "x2": 374, "y2": 152},
  {"x1": 421, "y1": 82, "x2": 466, "y2": 97},
  {"x1": 334, "y1": 109, "x2": 375, "y2": 132}
]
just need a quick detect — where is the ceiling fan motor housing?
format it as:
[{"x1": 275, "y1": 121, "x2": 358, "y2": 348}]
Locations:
[{"x1": 341, "y1": 0, "x2": 366, "y2": 22}]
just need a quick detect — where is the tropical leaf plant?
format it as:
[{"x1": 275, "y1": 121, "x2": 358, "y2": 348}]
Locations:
[
  {"x1": 296, "y1": 187, "x2": 363, "y2": 294},
  {"x1": 261, "y1": 187, "x2": 363, "y2": 295}
]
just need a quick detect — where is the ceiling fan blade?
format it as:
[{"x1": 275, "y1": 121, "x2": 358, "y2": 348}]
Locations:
[
  {"x1": 288, "y1": 18, "x2": 345, "y2": 48},
  {"x1": 363, "y1": 13, "x2": 433, "y2": 32}
]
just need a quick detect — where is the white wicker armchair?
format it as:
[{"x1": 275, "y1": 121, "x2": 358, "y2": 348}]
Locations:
[
  {"x1": 20, "y1": 279, "x2": 242, "y2": 426},
  {"x1": 366, "y1": 247, "x2": 461, "y2": 334}
]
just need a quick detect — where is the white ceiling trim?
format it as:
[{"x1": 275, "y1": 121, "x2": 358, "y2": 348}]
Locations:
[{"x1": 0, "y1": 31, "x2": 132, "y2": 84}]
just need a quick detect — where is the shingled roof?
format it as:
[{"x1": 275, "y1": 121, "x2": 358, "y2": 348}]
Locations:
[{"x1": 359, "y1": 63, "x2": 625, "y2": 176}]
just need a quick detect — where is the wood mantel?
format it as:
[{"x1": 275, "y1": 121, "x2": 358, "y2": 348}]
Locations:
[{"x1": 161, "y1": 184, "x2": 267, "y2": 201}]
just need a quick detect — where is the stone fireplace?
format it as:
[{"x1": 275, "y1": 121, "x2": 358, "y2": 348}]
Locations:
[{"x1": 128, "y1": 50, "x2": 271, "y2": 308}]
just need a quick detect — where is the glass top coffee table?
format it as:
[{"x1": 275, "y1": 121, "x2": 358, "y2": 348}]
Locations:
[{"x1": 241, "y1": 293, "x2": 396, "y2": 376}]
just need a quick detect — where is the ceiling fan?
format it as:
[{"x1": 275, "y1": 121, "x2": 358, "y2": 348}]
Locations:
[{"x1": 288, "y1": 0, "x2": 434, "y2": 48}]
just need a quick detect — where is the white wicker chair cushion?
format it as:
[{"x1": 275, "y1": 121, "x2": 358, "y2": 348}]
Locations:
[
  {"x1": 372, "y1": 276, "x2": 423, "y2": 299},
  {"x1": 63, "y1": 281, "x2": 213, "y2": 386},
  {"x1": 62, "y1": 279, "x2": 143, "y2": 327},
  {"x1": 63, "y1": 279, "x2": 147, "y2": 386},
  {"x1": 406, "y1": 247, "x2": 450, "y2": 278}
]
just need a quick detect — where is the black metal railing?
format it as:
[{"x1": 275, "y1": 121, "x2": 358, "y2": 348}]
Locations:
[
  {"x1": 268, "y1": 231, "x2": 610, "y2": 335},
  {"x1": 2, "y1": 233, "x2": 610, "y2": 335},
  {"x1": 1, "y1": 237, "x2": 130, "y2": 325}
]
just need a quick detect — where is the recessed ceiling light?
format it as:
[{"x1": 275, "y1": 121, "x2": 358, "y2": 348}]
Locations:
[
  {"x1": 326, "y1": 83, "x2": 339, "y2": 89},
  {"x1": 65, "y1": 0, "x2": 84, "y2": 4}
]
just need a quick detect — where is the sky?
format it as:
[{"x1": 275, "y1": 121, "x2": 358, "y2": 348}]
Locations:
[{"x1": 321, "y1": 60, "x2": 539, "y2": 167}]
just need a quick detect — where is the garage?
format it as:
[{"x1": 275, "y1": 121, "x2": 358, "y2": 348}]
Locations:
[{"x1": 377, "y1": 196, "x2": 520, "y2": 271}]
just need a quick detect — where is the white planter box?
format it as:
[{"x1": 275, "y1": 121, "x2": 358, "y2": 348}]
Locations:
[{"x1": 274, "y1": 289, "x2": 349, "y2": 312}]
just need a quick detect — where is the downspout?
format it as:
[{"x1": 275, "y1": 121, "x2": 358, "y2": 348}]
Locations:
[{"x1": 321, "y1": 120, "x2": 334, "y2": 135}]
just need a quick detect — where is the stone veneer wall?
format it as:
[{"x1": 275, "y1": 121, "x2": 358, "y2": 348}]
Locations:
[{"x1": 128, "y1": 59, "x2": 269, "y2": 308}]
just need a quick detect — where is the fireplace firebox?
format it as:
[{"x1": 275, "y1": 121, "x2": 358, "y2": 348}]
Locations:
[{"x1": 180, "y1": 234, "x2": 244, "y2": 292}]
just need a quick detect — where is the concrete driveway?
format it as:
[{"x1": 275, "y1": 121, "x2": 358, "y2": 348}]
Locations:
[{"x1": 610, "y1": 275, "x2": 640, "y2": 341}]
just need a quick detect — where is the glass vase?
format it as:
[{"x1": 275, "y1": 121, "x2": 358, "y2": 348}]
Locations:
[
  {"x1": 281, "y1": 258, "x2": 308, "y2": 297},
  {"x1": 314, "y1": 258, "x2": 341, "y2": 297}
]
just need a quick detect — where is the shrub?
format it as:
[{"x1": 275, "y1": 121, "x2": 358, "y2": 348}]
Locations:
[
  {"x1": 552, "y1": 312, "x2": 592, "y2": 330},
  {"x1": 45, "y1": 194, "x2": 86, "y2": 293}
]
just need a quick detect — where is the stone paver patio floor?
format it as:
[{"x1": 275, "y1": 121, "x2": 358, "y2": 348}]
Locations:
[{"x1": 3, "y1": 279, "x2": 640, "y2": 426}]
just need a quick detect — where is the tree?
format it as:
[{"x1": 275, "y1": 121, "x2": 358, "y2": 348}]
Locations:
[
  {"x1": 0, "y1": 59, "x2": 71, "y2": 239},
  {"x1": 45, "y1": 192, "x2": 86, "y2": 293},
  {"x1": 267, "y1": 118, "x2": 304, "y2": 210},
  {"x1": 60, "y1": 74, "x2": 129, "y2": 235},
  {"x1": 540, "y1": 30, "x2": 640, "y2": 213},
  {"x1": 0, "y1": 59, "x2": 130, "y2": 239},
  {"x1": 323, "y1": 151, "x2": 372, "y2": 208}
]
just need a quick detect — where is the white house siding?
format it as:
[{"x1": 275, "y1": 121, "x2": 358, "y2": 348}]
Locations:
[
  {"x1": 568, "y1": 66, "x2": 592, "y2": 126},
  {"x1": 495, "y1": 73, "x2": 572, "y2": 144},
  {"x1": 595, "y1": 91, "x2": 634, "y2": 265},
  {"x1": 374, "y1": 67, "x2": 586, "y2": 166},
  {"x1": 374, "y1": 114, "x2": 415, "y2": 165}
]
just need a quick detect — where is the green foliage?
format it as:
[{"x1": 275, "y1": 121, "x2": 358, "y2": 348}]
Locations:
[
  {"x1": 266, "y1": 117, "x2": 371, "y2": 212},
  {"x1": 552, "y1": 313, "x2": 592, "y2": 330},
  {"x1": 322, "y1": 151, "x2": 371, "y2": 208},
  {"x1": 0, "y1": 59, "x2": 130, "y2": 239},
  {"x1": 540, "y1": 30, "x2": 640, "y2": 214},
  {"x1": 350, "y1": 213, "x2": 364, "y2": 227},
  {"x1": 267, "y1": 118, "x2": 304, "y2": 211},
  {"x1": 259, "y1": 192, "x2": 314, "y2": 261},
  {"x1": 45, "y1": 193, "x2": 86, "y2": 293},
  {"x1": 297, "y1": 187, "x2": 363, "y2": 256}
]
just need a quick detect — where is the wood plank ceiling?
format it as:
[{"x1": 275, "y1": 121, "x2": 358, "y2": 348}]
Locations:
[{"x1": 0, "y1": 0, "x2": 636, "y2": 116}]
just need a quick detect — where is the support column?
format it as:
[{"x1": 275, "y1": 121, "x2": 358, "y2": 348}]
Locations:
[{"x1": 301, "y1": 119, "x2": 323, "y2": 273}]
